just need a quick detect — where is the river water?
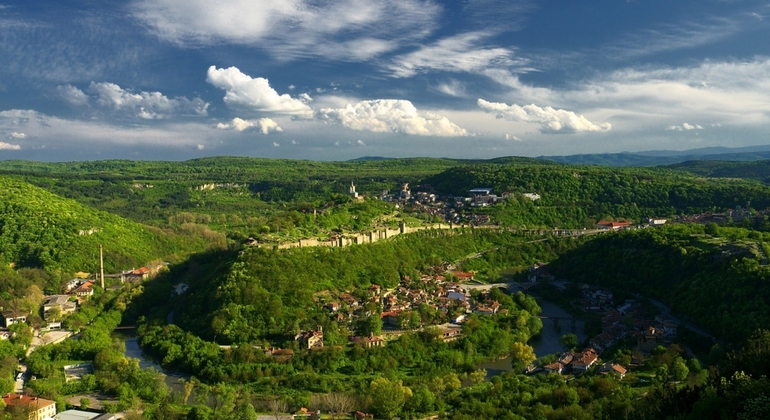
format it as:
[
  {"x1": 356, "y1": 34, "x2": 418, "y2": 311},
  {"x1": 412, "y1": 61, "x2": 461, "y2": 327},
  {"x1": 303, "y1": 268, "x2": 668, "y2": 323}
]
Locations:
[
  {"x1": 481, "y1": 297, "x2": 586, "y2": 379},
  {"x1": 121, "y1": 336, "x2": 187, "y2": 392}
]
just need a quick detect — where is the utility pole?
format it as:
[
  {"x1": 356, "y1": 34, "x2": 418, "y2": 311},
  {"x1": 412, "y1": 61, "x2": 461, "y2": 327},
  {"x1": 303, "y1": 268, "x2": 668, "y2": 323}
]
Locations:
[{"x1": 99, "y1": 244, "x2": 105, "y2": 289}]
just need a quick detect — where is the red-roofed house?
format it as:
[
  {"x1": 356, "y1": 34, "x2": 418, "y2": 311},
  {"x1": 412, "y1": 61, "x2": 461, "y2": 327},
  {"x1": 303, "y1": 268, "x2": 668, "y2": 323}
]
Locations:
[
  {"x1": 72, "y1": 280, "x2": 95, "y2": 298},
  {"x1": 2, "y1": 393, "x2": 57, "y2": 419},
  {"x1": 596, "y1": 221, "x2": 632, "y2": 230}
]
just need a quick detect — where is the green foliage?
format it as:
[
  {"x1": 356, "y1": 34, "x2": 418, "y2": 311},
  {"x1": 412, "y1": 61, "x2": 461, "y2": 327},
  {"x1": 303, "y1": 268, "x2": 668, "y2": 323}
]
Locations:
[
  {"x1": 174, "y1": 230, "x2": 534, "y2": 343},
  {"x1": 0, "y1": 176, "x2": 212, "y2": 276},
  {"x1": 426, "y1": 164, "x2": 770, "y2": 227},
  {"x1": 550, "y1": 224, "x2": 770, "y2": 344}
]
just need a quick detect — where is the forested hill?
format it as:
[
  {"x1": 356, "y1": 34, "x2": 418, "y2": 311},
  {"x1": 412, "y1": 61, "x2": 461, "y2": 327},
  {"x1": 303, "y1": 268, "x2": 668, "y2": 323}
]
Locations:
[
  {"x1": 0, "y1": 176, "x2": 203, "y2": 275},
  {"x1": 424, "y1": 165, "x2": 770, "y2": 225},
  {"x1": 667, "y1": 159, "x2": 770, "y2": 184},
  {"x1": 549, "y1": 224, "x2": 770, "y2": 344}
]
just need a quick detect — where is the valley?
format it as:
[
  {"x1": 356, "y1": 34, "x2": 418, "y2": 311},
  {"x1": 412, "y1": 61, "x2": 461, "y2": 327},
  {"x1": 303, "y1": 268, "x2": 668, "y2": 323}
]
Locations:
[{"x1": 1, "y1": 156, "x2": 770, "y2": 419}]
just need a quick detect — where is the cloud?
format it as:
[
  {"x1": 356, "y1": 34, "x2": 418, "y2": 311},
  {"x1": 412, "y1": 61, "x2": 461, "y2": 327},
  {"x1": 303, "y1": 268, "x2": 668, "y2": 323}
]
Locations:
[
  {"x1": 206, "y1": 66, "x2": 313, "y2": 116},
  {"x1": 0, "y1": 142, "x2": 21, "y2": 150},
  {"x1": 478, "y1": 99, "x2": 611, "y2": 134},
  {"x1": 357, "y1": 139, "x2": 365, "y2": 145},
  {"x1": 0, "y1": 109, "x2": 215, "y2": 148},
  {"x1": 666, "y1": 123, "x2": 703, "y2": 131},
  {"x1": 132, "y1": 0, "x2": 439, "y2": 61},
  {"x1": 9, "y1": 132, "x2": 26, "y2": 139},
  {"x1": 197, "y1": 144, "x2": 205, "y2": 150},
  {"x1": 435, "y1": 80, "x2": 467, "y2": 97},
  {"x1": 216, "y1": 117, "x2": 284, "y2": 134},
  {"x1": 389, "y1": 32, "x2": 522, "y2": 78},
  {"x1": 56, "y1": 84, "x2": 90, "y2": 106},
  {"x1": 273, "y1": 142, "x2": 280, "y2": 147},
  {"x1": 317, "y1": 99, "x2": 469, "y2": 136},
  {"x1": 504, "y1": 134, "x2": 521, "y2": 141},
  {"x1": 87, "y1": 82, "x2": 209, "y2": 119}
]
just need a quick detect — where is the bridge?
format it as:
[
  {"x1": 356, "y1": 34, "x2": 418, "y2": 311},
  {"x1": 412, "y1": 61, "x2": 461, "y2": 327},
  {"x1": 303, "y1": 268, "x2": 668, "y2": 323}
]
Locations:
[{"x1": 461, "y1": 281, "x2": 538, "y2": 292}]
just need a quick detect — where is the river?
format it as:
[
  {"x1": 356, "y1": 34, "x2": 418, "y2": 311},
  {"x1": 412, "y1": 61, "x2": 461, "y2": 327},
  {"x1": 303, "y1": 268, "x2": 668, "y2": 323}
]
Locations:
[
  {"x1": 121, "y1": 296, "x2": 582, "y2": 384},
  {"x1": 480, "y1": 297, "x2": 586, "y2": 379},
  {"x1": 120, "y1": 335, "x2": 187, "y2": 392}
]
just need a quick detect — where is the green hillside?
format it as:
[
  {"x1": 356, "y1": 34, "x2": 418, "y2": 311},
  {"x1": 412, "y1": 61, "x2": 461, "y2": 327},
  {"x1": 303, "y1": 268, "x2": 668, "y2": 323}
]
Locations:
[
  {"x1": 667, "y1": 159, "x2": 770, "y2": 183},
  {"x1": 0, "y1": 175, "x2": 207, "y2": 276},
  {"x1": 425, "y1": 164, "x2": 770, "y2": 227},
  {"x1": 550, "y1": 224, "x2": 770, "y2": 344}
]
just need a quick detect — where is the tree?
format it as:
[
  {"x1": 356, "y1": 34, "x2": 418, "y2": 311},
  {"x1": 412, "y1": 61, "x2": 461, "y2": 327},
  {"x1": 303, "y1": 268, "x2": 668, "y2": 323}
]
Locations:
[
  {"x1": 370, "y1": 377, "x2": 408, "y2": 419},
  {"x1": 672, "y1": 357, "x2": 689, "y2": 381},
  {"x1": 322, "y1": 393, "x2": 355, "y2": 419},
  {"x1": 80, "y1": 397, "x2": 91, "y2": 410},
  {"x1": 510, "y1": 342, "x2": 536, "y2": 371},
  {"x1": 268, "y1": 398, "x2": 288, "y2": 420},
  {"x1": 559, "y1": 333, "x2": 578, "y2": 351},
  {"x1": 469, "y1": 369, "x2": 487, "y2": 384}
]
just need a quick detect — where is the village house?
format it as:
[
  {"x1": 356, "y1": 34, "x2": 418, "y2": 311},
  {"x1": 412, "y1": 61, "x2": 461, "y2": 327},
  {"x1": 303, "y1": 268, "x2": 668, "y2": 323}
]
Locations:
[
  {"x1": 43, "y1": 295, "x2": 78, "y2": 320},
  {"x1": 0, "y1": 310, "x2": 28, "y2": 328},
  {"x1": 2, "y1": 393, "x2": 57, "y2": 420},
  {"x1": 338, "y1": 293, "x2": 359, "y2": 307},
  {"x1": 71, "y1": 280, "x2": 95, "y2": 299},
  {"x1": 351, "y1": 333, "x2": 385, "y2": 349},
  {"x1": 596, "y1": 220, "x2": 632, "y2": 230},
  {"x1": 367, "y1": 284, "x2": 381, "y2": 296},
  {"x1": 295, "y1": 327, "x2": 324, "y2": 349},
  {"x1": 450, "y1": 271, "x2": 475, "y2": 281},
  {"x1": 544, "y1": 349, "x2": 599, "y2": 374},
  {"x1": 441, "y1": 327, "x2": 462, "y2": 342},
  {"x1": 544, "y1": 353, "x2": 573, "y2": 374},
  {"x1": 381, "y1": 311, "x2": 401, "y2": 327},
  {"x1": 598, "y1": 363, "x2": 628, "y2": 378}
]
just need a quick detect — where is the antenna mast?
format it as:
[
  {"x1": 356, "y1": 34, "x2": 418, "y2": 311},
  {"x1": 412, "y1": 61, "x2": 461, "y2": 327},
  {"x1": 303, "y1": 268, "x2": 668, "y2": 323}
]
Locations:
[{"x1": 99, "y1": 244, "x2": 105, "y2": 289}]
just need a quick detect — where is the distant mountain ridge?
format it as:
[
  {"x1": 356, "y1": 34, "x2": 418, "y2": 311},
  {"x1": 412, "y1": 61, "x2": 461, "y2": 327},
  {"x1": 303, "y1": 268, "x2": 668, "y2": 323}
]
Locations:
[{"x1": 538, "y1": 145, "x2": 770, "y2": 166}]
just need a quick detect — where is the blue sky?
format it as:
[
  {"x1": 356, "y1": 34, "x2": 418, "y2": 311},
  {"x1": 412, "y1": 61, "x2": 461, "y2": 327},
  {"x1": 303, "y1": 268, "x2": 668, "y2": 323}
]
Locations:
[{"x1": 1, "y1": 0, "x2": 769, "y2": 161}]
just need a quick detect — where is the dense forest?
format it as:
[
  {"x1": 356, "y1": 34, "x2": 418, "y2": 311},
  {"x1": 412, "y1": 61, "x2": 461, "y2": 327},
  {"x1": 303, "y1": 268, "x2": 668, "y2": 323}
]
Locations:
[{"x1": 0, "y1": 176, "x2": 217, "y2": 282}]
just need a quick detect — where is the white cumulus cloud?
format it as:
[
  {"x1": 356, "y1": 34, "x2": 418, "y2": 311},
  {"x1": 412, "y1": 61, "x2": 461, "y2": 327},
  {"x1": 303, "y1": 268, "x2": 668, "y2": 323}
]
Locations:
[
  {"x1": 206, "y1": 66, "x2": 313, "y2": 116},
  {"x1": 317, "y1": 99, "x2": 468, "y2": 137},
  {"x1": 56, "y1": 84, "x2": 90, "y2": 106},
  {"x1": 88, "y1": 82, "x2": 209, "y2": 119},
  {"x1": 216, "y1": 117, "x2": 284, "y2": 134},
  {"x1": 9, "y1": 132, "x2": 26, "y2": 139},
  {"x1": 666, "y1": 123, "x2": 703, "y2": 131},
  {"x1": 477, "y1": 99, "x2": 611, "y2": 134},
  {"x1": 0, "y1": 141, "x2": 21, "y2": 150}
]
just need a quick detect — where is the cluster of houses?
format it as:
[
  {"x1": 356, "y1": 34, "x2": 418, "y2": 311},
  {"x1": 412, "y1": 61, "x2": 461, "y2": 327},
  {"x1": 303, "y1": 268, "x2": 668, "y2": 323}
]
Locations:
[
  {"x1": 377, "y1": 184, "x2": 540, "y2": 225},
  {"x1": 1, "y1": 264, "x2": 162, "y2": 340},
  {"x1": 2, "y1": 393, "x2": 118, "y2": 419},
  {"x1": 587, "y1": 298, "x2": 678, "y2": 355},
  {"x1": 291, "y1": 270, "x2": 507, "y2": 352},
  {"x1": 539, "y1": 282, "x2": 681, "y2": 378}
]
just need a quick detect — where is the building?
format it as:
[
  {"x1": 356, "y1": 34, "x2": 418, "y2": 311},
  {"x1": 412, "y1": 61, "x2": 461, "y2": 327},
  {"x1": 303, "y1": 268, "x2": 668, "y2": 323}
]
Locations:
[
  {"x1": 55, "y1": 410, "x2": 116, "y2": 420},
  {"x1": 43, "y1": 295, "x2": 78, "y2": 320},
  {"x1": 71, "y1": 281, "x2": 95, "y2": 298},
  {"x1": 295, "y1": 326, "x2": 324, "y2": 349},
  {"x1": 596, "y1": 220, "x2": 632, "y2": 230},
  {"x1": 2, "y1": 393, "x2": 57, "y2": 420},
  {"x1": 351, "y1": 333, "x2": 385, "y2": 348},
  {"x1": 1, "y1": 310, "x2": 28, "y2": 328}
]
